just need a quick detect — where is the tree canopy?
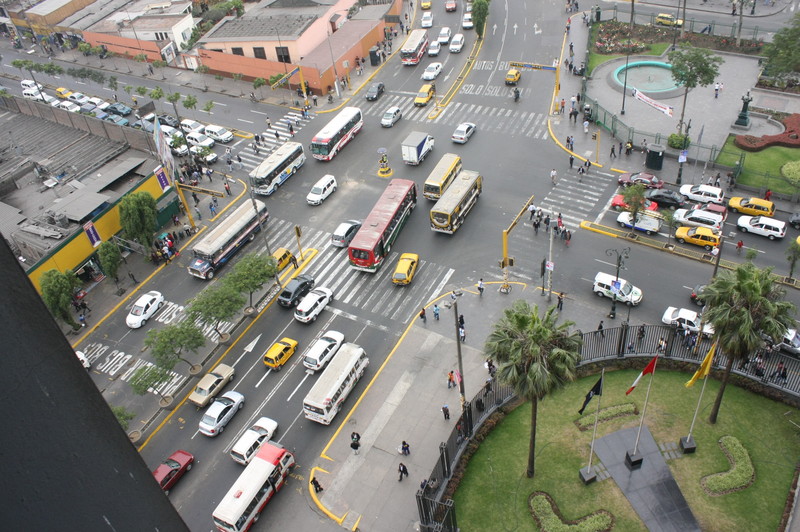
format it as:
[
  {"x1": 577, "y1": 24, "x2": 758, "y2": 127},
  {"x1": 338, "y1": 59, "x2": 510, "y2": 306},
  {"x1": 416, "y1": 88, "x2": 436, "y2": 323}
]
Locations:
[
  {"x1": 226, "y1": 253, "x2": 278, "y2": 307},
  {"x1": 188, "y1": 282, "x2": 245, "y2": 339},
  {"x1": 40, "y1": 269, "x2": 81, "y2": 329},
  {"x1": 144, "y1": 320, "x2": 206, "y2": 370},
  {"x1": 472, "y1": 0, "x2": 489, "y2": 39},
  {"x1": 119, "y1": 191, "x2": 157, "y2": 247},
  {"x1": 668, "y1": 45, "x2": 723, "y2": 131},
  {"x1": 763, "y1": 13, "x2": 800, "y2": 78},
  {"x1": 97, "y1": 241, "x2": 122, "y2": 281}
]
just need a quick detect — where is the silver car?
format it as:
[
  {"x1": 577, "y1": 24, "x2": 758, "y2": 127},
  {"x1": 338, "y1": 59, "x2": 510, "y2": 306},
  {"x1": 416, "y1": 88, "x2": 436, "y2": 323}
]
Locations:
[
  {"x1": 199, "y1": 391, "x2": 245, "y2": 437},
  {"x1": 331, "y1": 220, "x2": 362, "y2": 247}
]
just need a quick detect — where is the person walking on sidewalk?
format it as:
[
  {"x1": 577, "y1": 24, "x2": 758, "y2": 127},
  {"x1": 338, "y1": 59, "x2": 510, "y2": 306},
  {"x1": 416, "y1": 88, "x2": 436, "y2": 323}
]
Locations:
[
  {"x1": 610, "y1": 145, "x2": 616, "y2": 158},
  {"x1": 433, "y1": 304, "x2": 440, "y2": 320},
  {"x1": 224, "y1": 182, "x2": 231, "y2": 195},
  {"x1": 550, "y1": 168, "x2": 557, "y2": 185},
  {"x1": 419, "y1": 307, "x2": 426, "y2": 323},
  {"x1": 311, "y1": 477, "x2": 323, "y2": 493},
  {"x1": 401, "y1": 441, "x2": 410, "y2": 455},
  {"x1": 557, "y1": 292, "x2": 564, "y2": 311},
  {"x1": 442, "y1": 405, "x2": 450, "y2": 420},
  {"x1": 569, "y1": 154, "x2": 574, "y2": 169},
  {"x1": 447, "y1": 371, "x2": 455, "y2": 388},
  {"x1": 350, "y1": 439, "x2": 361, "y2": 455},
  {"x1": 597, "y1": 320, "x2": 605, "y2": 338},
  {"x1": 477, "y1": 278, "x2": 484, "y2": 296},
  {"x1": 459, "y1": 326, "x2": 466, "y2": 343},
  {"x1": 398, "y1": 463, "x2": 409, "y2": 481}
]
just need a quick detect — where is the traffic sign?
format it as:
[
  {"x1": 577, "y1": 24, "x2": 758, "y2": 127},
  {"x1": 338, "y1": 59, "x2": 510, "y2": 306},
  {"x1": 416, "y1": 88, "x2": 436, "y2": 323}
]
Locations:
[{"x1": 545, "y1": 261, "x2": 554, "y2": 272}]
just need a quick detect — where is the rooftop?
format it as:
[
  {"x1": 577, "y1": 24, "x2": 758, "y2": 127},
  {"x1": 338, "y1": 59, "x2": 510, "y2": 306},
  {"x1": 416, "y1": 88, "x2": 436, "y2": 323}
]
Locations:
[
  {"x1": 201, "y1": 13, "x2": 317, "y2": 42},
  {"x1": 298, "y1": 19, "x2": 377, "y2": 70},
  {"x1": 60, "y1": 0, "x2": 191, "y2": 33},
  {"x1": 0, "y1": 108, "x2": 156, "y2": 265}
]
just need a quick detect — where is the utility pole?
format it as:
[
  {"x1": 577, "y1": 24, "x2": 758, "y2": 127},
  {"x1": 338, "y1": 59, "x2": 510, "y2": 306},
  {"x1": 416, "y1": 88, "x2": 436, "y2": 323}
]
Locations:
[
  {"x1": 606, "y1": 247, "x2": 630, "y2": 319},
  {"x1": 676, "y1": 119, "x2": 691, "y2": 185}
]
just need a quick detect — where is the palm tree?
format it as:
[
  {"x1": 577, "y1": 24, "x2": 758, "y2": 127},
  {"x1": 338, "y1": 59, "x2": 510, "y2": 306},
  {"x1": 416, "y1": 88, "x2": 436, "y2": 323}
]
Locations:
[
  {"x1": 484, "y1": 301, "x2": 582, "y2": 478},
  {"x1": 703, "y1": 263, "x2": 795, "y2": 424}
]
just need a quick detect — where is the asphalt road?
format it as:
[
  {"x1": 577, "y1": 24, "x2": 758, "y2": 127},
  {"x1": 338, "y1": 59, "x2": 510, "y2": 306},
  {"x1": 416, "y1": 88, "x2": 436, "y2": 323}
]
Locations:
[{"x1": 2, "y1": 0, "x2": 798, "y2": 529}]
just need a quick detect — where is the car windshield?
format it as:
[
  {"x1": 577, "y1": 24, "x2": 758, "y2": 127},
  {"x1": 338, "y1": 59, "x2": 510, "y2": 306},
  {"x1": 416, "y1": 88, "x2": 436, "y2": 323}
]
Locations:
[
  {"x1": 417, "y1": 91, "x2": 429, "y2": 98},
  {"x1": 311, "y1": 186, "x2": 323, "y2": 195},
  {"x1": 383, "y1": 111, "x2": 394, "y2": 119},
  {"x1": 619, "y1": 283, "x2": 632, "y2": 296},
  {"x1": 131, "y1": 305, "x2": 145, "y2": 316}
]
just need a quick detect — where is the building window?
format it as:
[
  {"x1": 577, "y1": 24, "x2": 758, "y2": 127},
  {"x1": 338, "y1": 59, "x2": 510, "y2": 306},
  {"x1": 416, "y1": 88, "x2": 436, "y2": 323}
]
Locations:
[
  {"x1": 253, "y1": 47, "x2": 266, "y2": 59},
  {"x1": 276, "y1": 46, "x2": 290, "y2": 63},
  {"x1": 232, "y1": 47, "x2": 244, "y2": 56}
]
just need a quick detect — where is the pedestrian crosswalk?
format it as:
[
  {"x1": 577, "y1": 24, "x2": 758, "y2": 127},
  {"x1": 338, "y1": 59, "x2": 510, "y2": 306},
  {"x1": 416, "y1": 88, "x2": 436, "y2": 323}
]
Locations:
[
  {"x1": 258, "y1": 218, "x2": 455, "y2": 324},
  {"x1": 360, "y1": 94, "x2": 550, "y2": 139},
  {"x1": 214, "y1": 109, "x2": 317, "y2": 173},
  {"x1": 535, "y1": 169, "x2": 617, "y2": 230}
]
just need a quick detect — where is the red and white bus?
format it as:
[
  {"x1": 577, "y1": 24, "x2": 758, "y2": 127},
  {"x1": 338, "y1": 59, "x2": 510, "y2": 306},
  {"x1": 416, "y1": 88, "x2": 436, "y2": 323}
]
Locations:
[
  {"x1": 401, "y1": 29, "x2": 429, "y2": 65},
  {"x1": 211, "y1": 441, "x2": 296, "y2": 532},
  {"x1": 309, "y1": 107, "x2": 363, "y2": 161},
  {"x1": 348, "y1": 179, "x2": 417, "y2": 272}
]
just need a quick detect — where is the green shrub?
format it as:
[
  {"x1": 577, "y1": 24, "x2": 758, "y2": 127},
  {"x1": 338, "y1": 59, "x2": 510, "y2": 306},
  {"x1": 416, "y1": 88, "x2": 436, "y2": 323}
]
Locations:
[
  {"x1": 529, "y1": 492, "x2": 615, "y2": 532},
  {"x1": 701, "y1": 435, "x2": 755, "y2": 495},
  {"x1": 668, "y1": 133, "x2": 690, "y2": 149},
  {"x1": 781, "y1": 160, "x2": 800, "y2": 180}
]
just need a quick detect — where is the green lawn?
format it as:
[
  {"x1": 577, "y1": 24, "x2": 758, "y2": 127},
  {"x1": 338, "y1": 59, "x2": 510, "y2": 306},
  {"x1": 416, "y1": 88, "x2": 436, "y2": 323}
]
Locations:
[
  {"x1": 454, "y1": 369, "x2": 800, "y2": 532},
  {"x1": 587, "y1": 43, "x2": 672, "y2": 74},
  {"x1": 717, "y1": 135, "x2": 800, "y2": 195}
]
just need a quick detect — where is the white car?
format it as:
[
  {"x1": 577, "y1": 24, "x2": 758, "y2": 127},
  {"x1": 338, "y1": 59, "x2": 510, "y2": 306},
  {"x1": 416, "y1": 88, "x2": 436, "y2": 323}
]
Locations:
[
  {"x1": 180, "y1": 119, "x2": 205, "y2": 134},
  {"x1": 198, "y1": 391, "x2": 245, "y2": 437},
  {"x1": 230, "y1": 416, "x2": 279, "y2": 465},
  {"x1": 679, "y1": 184, "x2": 724, "y2": 204},
  {"x1": 616, "y1": 211, "x2": 662, "y2": 235},
  {"x1": 67, "y1": 92, "x2": 90, "y2": 105},
  {"x1": 302, "y1": 330, "x2": 345, "y2": 371},
  {"x1": 162, "y1": 125, "x2": 188, "y2": 156},
  {"x1": 190, "y1": 145, "x2": 218, "y2": 163},
  {"x1": 20, "y1": 79, "x2": 43, "y2": 91},
  {"x1": 294, "y1": 287, "x2": 334, "y2": 323},
  {"x1": 438, "y1": 27, "x2": 452, "y2": 44},
  {"x1": 75, "y1": 350, "x2": 91, "y2": 370},
  {"x1": 662, "y1": 306, "x2": 714, "y2": 336},
  {"x1": 736, "y1": 215, "x2": 786, "y2": 240},
  {"x1": 451, "y1": 122, "x2": 476, "y2": 144},
  {"x1": 422, "y1": 63, "x2": 443, "y2": 80},
  {"x1": 204, "y1": 124, "x2": 234, "y2": 143},
  {"x1": 307, "y1": 174, "x2": 337, "y2": 205},
  {"x1": 462, "y1": 13, "x2": 474, "y2": 29},
  {"x1": 186, "y1": 131, "x2": 215, "y2": 148},
  {"x1": 428, "y1": 41, "x2": 441, "y2": 56},
  {"x1": 380, "y1": 106, "x2": 402, "y2": 127},
  {"x1": 87, "y1": 97, "x2": 110, "y2": 111},
  {"x1": 449, "y1": 34, "x2": 465, "y2": 53},
  {"x1": 421, "y1": 12, "x2": 433, "y2": 28},
  {"x1": 58, "y1": 101, "x2": 81, "y2": 113},
  {"x1": 126, "y1": 290, "x2": 165, "y2": 328},
  {"x1": 673, "y1": 208, "x2": 723, "y2": 231}
]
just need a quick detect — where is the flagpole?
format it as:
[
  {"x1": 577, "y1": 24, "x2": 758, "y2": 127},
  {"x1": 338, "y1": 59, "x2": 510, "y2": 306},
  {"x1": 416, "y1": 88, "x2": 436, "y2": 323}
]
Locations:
[
  {"x1": 685, "y1": 375, "x2": 708, "y2": 441},
  {"x1": 633, "y1": 357, "x2": 659, "y2": 456},
  {"x1": 586, "y1": 368, "x2": 605, "y2": 474}
]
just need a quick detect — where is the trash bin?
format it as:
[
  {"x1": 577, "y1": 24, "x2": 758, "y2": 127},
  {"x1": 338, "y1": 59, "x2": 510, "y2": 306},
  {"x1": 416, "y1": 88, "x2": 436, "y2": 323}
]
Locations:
[
  {"x1": 645, "y1": 143, "x2": 665, "y2": 171},
  {"x1": 369, "y1": 46, "x2": 380, "y2": 67}
]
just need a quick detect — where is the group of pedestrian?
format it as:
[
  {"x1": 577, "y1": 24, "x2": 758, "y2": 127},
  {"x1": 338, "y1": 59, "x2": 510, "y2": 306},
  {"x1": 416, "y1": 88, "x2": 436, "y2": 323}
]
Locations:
[
  {"x1": 180, "y1": 163, "x2": 212, "y2": 184},
  {"x1": 150, "y1": 232, "x2": 181, "y2": 265},
  {"x1": 565, "y1": 0, "x2": 580, "y2": 12},
  {"x1": 71, "y1": 298, "x2": 91, "y2": 327},
  {"x1": 565, "y1": 135, "x2": 575, "y2": 151}
]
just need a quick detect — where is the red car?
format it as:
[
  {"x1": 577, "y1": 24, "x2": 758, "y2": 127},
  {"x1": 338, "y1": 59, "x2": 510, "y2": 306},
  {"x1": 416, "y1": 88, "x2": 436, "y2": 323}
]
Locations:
[
  {"x1": 611, "y1": 194, "x2": 659, "y2": 212},
  {"x1": 152, "y1": 450, "x2": 194, "y2": 494},
  {"x1": 618, "y1": 172, "x2": 664, "y2": 189},
  {"x1": 445, "y1": 0, "x2": 457, "y2": 10}
]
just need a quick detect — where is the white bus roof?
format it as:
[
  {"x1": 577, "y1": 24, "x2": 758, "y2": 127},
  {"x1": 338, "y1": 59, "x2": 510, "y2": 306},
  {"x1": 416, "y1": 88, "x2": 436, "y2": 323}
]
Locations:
[
  {"x1": 402, "y1": 29, "x2": 428, "y2": 52},
  {"x1": 431, "y1": 170, "x2": 481, "y2": 214},
  {"x1": 192, "y1": 200, "x2": 266, "y2": 257},
  {"x1": 249, "y1": 142, "x2": 303, "y2": 179},
  {"x1": 304, "y1": 343, "x2": 366, "y2": 407},
  {"x1": 312, "y1": 107, "x2": 362, "y2": 141}
]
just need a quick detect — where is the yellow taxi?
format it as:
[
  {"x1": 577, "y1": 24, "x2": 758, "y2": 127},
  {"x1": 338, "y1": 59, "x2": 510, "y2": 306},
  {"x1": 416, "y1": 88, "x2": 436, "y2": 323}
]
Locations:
[
  {"x1": 655, "y1": 13, "x2": 683, "y2": 27},
  {"x1": 414, "y1": 84, "x2": 435, "y2": 106},
  {"x1": 727, "y1": 197, "x2": 775, "y2": 217},
  {"x1": 676, "y1": 226, "x2": 721, "y2": 251},
  {"x1": 263, "y1": 337, "x2": 298, "y2": 370},
  {"x1": 392, "y1": 253, "x2": 419, "y2": 285},
  {"x1": 505, "y1": 69, "x2": 521, "y2": 85},
  {"x1": 421, "y1": 0, "x2": 432, "y2": 9},
  {"x1": 55, "y1": 87, "x2": 73, "y2": 99},
  {"x1": 271, "y1": 247, "x2": 295, "y2": 272}
]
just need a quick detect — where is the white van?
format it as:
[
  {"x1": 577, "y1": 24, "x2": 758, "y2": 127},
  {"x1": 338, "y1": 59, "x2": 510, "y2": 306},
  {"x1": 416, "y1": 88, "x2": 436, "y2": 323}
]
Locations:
[
  {"x1": 229, "y1": 417, "x2": 278, "y2": 465},
  {"x1": 306, "y1": 174, "x2": 337, "y2": 205},
  {"x1": 616, "y1": 211, "x2": 662, "y2": 235},
  {"x1": 22, "y1": 89, "x2": 43, "y2": 100},
  {"x1": 20, "y1": 79, "x2": 43, "y2": 91},
  {"x1": 593, "y1": 272, "x2": 643, "y2": 306}
]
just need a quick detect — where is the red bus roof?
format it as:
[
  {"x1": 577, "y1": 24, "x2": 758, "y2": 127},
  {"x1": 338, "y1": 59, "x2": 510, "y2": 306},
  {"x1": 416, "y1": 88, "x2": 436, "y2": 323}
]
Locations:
[
  {"x1": 255, "y1": 441, "x2": 289, "y2": 464},
  {"x1": 350, "y1": 179, "x2": 416, "y2": 251}
]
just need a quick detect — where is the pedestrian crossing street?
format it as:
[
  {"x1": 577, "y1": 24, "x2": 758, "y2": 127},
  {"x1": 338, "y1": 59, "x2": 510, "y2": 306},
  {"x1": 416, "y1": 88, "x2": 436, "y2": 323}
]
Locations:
[
  {"x1": 361, "y1": 94, "x2": 551, "y2": 140},
  {"x1": 223, "y1": 109, "x2": 317, "y2": 173},
  {"x1": 258, "y1": 217, "x2": 456, "y2": 325}
]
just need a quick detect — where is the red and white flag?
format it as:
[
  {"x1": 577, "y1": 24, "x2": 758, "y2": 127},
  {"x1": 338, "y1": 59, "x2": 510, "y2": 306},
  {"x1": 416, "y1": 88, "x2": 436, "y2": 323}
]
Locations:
[{"x1": 626, "y1": 355, "x2": 659, "y2": 395}]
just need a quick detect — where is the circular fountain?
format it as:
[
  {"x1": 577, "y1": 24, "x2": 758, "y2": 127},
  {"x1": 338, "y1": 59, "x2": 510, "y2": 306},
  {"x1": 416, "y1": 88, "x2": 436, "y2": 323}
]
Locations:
[{"x1": 611, "y1": 61, "x2": 683, "y2": 98}]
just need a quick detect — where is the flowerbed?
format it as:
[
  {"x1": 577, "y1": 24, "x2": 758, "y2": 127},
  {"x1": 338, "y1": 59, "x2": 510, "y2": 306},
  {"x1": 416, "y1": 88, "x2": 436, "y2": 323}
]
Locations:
[{"x1": 734, "y1": 113, "x2": 800, "y2": 151}]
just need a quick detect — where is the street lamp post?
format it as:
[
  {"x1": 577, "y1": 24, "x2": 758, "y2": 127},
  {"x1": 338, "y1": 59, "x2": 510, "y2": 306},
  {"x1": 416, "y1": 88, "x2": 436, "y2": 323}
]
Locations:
[
  {"x1": 675, "y1": 118, "x2": 691, "y2": 185},
  {"x1": 606, "y1": 247, "x2": 630, "y2": 319},
  {"x1": 621, "y1": 53, "x2": 630, "y2": 115}
]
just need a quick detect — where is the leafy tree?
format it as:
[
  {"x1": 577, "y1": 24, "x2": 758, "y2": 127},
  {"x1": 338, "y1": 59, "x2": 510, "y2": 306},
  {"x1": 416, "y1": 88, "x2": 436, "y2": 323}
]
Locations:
[
  {"x1": 183, "y1": 94, "x2": 198, "y2": 115},
  {"x1": 135, "y1": 85, "x2": 148, "y2": 96},
  {"x1": 226, "y1": 253, "x2": 278, "y2": 308},
  {"x1": 203, "y1": 100, "x2": 215, "y2": 114},
  {"x1": 763, "y1": 13, "x2": 800, "y2": 79},
  {"x1": 668, "y1": 46, "x2": 723, "y2": 135},
  {"x1": 472, "y1": 0, "x2": 489, "y2": 39},
  {"x1": 152, "y1": 60, "x2": 168, "y2": 79},
  {"x1": 196, "y1": 64, "x2": 210, "y2": 74},
  {"x1": 40, "y1": 62, "x2": 63, "y2": 76},
  {"x1": 90, "y1": 46, "x2": 105, "y2": 57},
  {"x1": 166, "y1": 92, "x2": 182, "y2": 120},
  {"x1": 111, "y1": 405, "x2": 136, "y2": 431},
  {"x1": 661, "y1": 209, "x2": 678, "y2": 247},
  {"x1": 108, "y1": 76, "x2": 118, "y2": 92},
  {"x1": 150, "y1": 86, "x2": 164, "y2": 111},
  {"x1": 123, "y1": 85, "x2": 133, "y2": 99},
  {"x1": 621, "y1": 183, "x2": 647, "y2": 236},
  {"x1": 97, "y1": 241, "x2": 122, "y2": 283},
  {"x1": 11, "y1": 59, "x2": 42, "y2": 89},
  {"x1": 119, "y1": 191, "x2": 158, "y2": 247},
  {"x1": 703, "y1": 264, "x2": 795, "y2": 424},
  {"x1": 134, "y1": 53, "x2": 148, "y2": 73},
  {"x1": 145, "y1": 320, "x2": 206, "y2": 370},
  {"x1": 787, "y1": 240, "x2": 800, "y2": 280},
  {"x1": 40, "y1": 269, "x2": 82, "y2": 330},
  {"x1": 484, "y1": 301, "x2": 582, "y2": 477},
  {"x1": 171, "y1": 133, "x2": 187, "y2": 151},
  {"x1": 130, "y1": 365, "x2": 172, "y2": 400},
  {"x1": 253, "y1": 77, "x2": 267, "y2": 98},
  {"x1": 188, "y1": 282, "x2": 245, "y2": 339}
]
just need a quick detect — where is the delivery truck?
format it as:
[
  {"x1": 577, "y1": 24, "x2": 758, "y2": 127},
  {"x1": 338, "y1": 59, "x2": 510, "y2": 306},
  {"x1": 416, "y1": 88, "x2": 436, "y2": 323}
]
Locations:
[{"x1": 401, "y1": 131, "x2": 435, "y2": 165}]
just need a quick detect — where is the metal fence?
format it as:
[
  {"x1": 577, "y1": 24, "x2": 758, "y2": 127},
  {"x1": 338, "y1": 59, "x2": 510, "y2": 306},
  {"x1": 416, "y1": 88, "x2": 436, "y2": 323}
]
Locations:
[{"x1": 417, "y1": 322, "x2": 799, "y2": 531}]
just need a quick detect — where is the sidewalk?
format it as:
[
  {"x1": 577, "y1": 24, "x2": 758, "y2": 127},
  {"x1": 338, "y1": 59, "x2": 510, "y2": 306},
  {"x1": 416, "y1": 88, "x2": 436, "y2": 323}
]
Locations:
[{"x1": 549, "y1": 7, "x2": 800, "y2": 214}]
